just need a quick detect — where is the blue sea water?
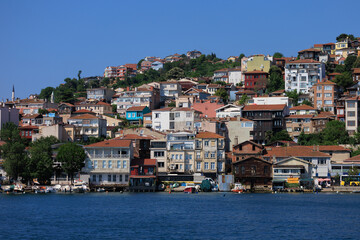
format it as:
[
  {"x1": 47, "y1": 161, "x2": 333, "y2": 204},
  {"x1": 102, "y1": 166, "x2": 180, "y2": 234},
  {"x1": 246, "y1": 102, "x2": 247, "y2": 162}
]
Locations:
[{"x1": 1, "y1": 192, "x2": 360, "y2": 240}]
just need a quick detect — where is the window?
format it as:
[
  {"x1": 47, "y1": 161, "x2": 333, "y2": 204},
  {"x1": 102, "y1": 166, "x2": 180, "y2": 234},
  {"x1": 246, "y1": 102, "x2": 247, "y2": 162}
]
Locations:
[
  {"x1": 113, "y1": 175, "x2": 116, "y2": 182},
  {"x1": 204, "y1": 141, "x2": 209, "y2": 146},
  {"x1": 102, "y1": 160, "x2": 106, "y2": 168},
  {"x1": 92, "y1": 175, "x2": 96, "y2": 182},
  {"x1": 108, "y1": 175, "x2": 111, "y2": 182},
  {"x1": 211, "y1": 162, "x2": 215, "y2": 170},
  {"x1": 218, "y1": 163, "x2": 222, "y2": 171},
  {"x1": 317, "y1": 86, "x2": 322, "y2": 91},
  {"x1": 324, "y1": 100, "x2": 332, "y2": 105},
  {"x1": 204, "y1": 162, "x2": 209, "y2": 170},
  {"x1": 347, "y1": 111, "x2": 355, "y2": 117},
  {"x1": 94, "y1": 161, "x2": 98, "y2": 169},
  {"x1": 158, "y1": 162, "x2": 164, "y2": 168},
  {"x1": 347, "y1": 102, "x2": 355, "y2": 108},
  {"x1": 241, "y1": 166, "x2": 245, "y2": 174},
  {"x1": 316, "y1": 93, "x2": 322, "y2": 98},
  {"x1": 155, "y1": 113, "x2": 160, "y2": 118},
  {"x1": 205, "y1": 152, "x2": 209, "y2": 158},
  {"x1": 186, "y1": 112, "x2": 192, "y2": 118},
  {"x1": 251, "y1": 166, "x2": 256, "y2": 176},
  {"x1": 179, "y1": 164, "x2": 183, "y2": 170},
  {"x1": 119, "y1": 174, "x2": 123, "y2": 182},
  {"x1": 123, "y1": 160, "x2": 127, "y2": 169},
  {"x1": 197, "y1": 162, "x2": 201, "y2": 170},
  {"x1": 108, "y1": 160, "x2": 112, "y2": 168},
  {"x1": 99, "y1": 174, "x2": 102, "y2": 182},
  {"x1": 211, "y1": 152, "x2": 216, "y2": 158},
  {"x1": 117, "y1": 160, "x2": 121, "y2": 168},
  {"x1": 186, "y1": 121, "x2": 192, "y2": 127},
  {"x1": 175, "y1": 112, "x2": 180, "y2": 118},
  {"x1": 316, "y1": 100, "x2": 322, "y2": 106},
  {"x1": 324, "y1": 93, "x2": 332, "y2": 97},
  {"x1": 88, "y1": 160, "x2": 93, "y2": 169},
  {"x1": 324, "y1": 86, "x2": 332, "y2": 91},
  {"x1": 154, "y1": 151, "x2": 164, "y2": 157},
  {"x1": 125, "y1": 175, "x2": 128, "y2": 181},
  {"x1": 347, "y1": 121, "x2": 355, "y2": 126},
  {"x1": 264, "y1": 166, "x2": 269, "y2": 174}
]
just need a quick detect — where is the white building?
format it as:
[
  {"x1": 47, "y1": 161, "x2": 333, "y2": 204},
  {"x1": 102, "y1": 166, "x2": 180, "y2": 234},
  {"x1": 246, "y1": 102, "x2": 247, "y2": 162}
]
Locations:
[
  {"x1": 67, "y1": 114, "x2": 107, "y2": 141},
  {"x1": 83, "y1": 139, "x2": 133, "y2": 186},
  {"x1": 159, "y1": 80, "x2": 182, "y2": 102},
  {"x1": 285, "y1": 59, "x2": 325, "y2": 94},
  {"x1": 215, "y1": 104, "x2": 242, "y2": 118},
  {"x1": 228, "y1": 69, "x2": 242, "y2": 85},
  {"x1": 248, "y1": 96, "x2": 291, "y2": 106},
  {"x1": 152, "y1": 107, "x2": 201, "y2": 132}
]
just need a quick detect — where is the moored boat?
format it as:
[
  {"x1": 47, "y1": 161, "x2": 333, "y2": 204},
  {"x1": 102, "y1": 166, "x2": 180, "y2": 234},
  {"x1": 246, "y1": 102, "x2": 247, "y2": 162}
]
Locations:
[{"x1": 231, "y1": 183, "x2": 245, "y2": 193}]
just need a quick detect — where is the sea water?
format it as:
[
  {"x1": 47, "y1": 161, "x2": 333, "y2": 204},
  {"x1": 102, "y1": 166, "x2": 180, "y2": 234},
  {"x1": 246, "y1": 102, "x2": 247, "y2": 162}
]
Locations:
[{"x1": 1, "y1": 192, "x2": 360, "y2": 240}]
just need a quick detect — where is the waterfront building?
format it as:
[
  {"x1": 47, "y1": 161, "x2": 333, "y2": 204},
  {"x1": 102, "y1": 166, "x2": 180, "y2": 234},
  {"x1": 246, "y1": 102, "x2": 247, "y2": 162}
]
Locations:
[
  {"x1": 248, "y1": 96, "x2": 291, "y2": 106},
  {"x1": 84, "y1": 139, "x2": 133, "y2": 186},
  {"x1": 129, "y1": 158, "x2": 157, "y2": 192},
  {"x1": 195, "y1": 131, "x2": 225, "y2": 179},
  {"x1": 232, "y1": 140, "x2": 265, "y2": 163},
  {"x1": 273, "y1": 157, "x2": 314, "y2": 183},
  {"x1": 232, "y1": 156, "x2": 272, "y2": 191},
  {"x1": 150, "y1": 139, "x2": 168, "y2": 174}
]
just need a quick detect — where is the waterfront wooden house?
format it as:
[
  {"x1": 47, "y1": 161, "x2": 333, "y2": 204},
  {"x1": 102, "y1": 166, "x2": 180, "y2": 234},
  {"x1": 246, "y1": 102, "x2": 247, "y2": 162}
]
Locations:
[
  {"x1": 232, "y1": 140, "x2": 266, "y2": 163},
  {"x1": 232, "y1": 156, "x2": 272, "y2": 191},
  {"x1": 129, "y1": 158, "x2": 157, "y2": 192}
]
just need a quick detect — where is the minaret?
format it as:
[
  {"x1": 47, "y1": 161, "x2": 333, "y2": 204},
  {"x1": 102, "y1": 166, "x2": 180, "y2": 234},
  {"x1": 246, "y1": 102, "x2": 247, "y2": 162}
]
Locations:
[
  {"x1": 50, "y1": 91, "x2": 54, "y2": 103},
  {"x1": 12, "y1": 85, "x2": 15, "y2": 102}
]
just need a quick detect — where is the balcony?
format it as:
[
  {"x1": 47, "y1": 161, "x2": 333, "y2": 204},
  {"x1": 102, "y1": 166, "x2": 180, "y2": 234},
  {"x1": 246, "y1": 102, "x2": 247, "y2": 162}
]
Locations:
[{"x1": 92, "y1": 153, "x2": 129, "y2": 159}]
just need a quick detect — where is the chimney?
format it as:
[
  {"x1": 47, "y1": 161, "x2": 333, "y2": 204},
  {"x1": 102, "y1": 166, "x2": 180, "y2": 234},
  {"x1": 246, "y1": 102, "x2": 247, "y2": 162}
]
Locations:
[
  {"x1": 287, "y1": 141, "x2": 290, "y2": 147},
  {"x1": 234, "y1": 136, "x2": 238, "y2": 146},
  {"x1": 317, "y1": 145, "x2": 319, "y2": 151},
  {"x1": 313, "y1": 145, "x2": 316, "y2": 151}
]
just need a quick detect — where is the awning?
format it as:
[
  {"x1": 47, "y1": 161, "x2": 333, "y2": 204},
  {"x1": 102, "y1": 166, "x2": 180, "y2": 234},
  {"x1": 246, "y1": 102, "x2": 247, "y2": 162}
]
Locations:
[{"x1": 318, "y1": 178, "x2": 331, "y2": 182}]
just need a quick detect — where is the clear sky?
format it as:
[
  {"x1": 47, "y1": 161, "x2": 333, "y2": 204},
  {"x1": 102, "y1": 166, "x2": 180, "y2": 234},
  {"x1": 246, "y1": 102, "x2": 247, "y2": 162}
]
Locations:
[{"x1": 1, "y1": 0, "x2": 359, "y2": 100}]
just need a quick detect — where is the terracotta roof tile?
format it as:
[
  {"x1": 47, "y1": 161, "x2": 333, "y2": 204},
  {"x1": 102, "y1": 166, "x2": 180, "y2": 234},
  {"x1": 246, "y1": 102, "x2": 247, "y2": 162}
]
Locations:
[
  {"x1": 244, "y1": 70, "x2": 269, "y2": 74},
  {"x1": 74, "y1": 109, "x2": 95, "y2": 114},
  {"x1": 314, "y1": 80, "x2": 336, "y2": 85},
  {"x1": 126, "y1": 106, "x2": 147, "y2": 111},
  {"x1": 196, "y1": 131, "x2": 224, "y2": 139},
  {"x1": 286, "y1": 114, "x2": 314, "y2": 119},
  {"x1": 264, "y1": 146, "x2": 331, "y2": 158},
  {"x1": 85, "y1": 139, "x2": 132, "y2": 148},
  {"x1": 68, "y1": 114, "x2": 99, "y2": 120},
  {"x1": 309, "y1": 145, "x2": 351, "y2": 152},
  {"x1": 131, "y1": 158, "x2": 157, "y2": 166},
  {"x1": 288, "y1": 59, "x2": 321, "y2": 64},
  {"x1": 243, "y1": 104, "x2": 286, "y2": 111},
  {"x1": 290, "y1": 104, "x2": 316, "y2": 111},
  {"x1": 121, "y1": 134, "x2": 154, "y2": 140}
]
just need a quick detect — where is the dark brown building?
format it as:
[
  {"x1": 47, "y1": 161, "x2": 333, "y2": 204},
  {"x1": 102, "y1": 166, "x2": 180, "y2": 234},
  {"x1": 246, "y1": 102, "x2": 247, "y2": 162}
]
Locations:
[
  {"x1": 242, "y1": 104, "x2": 288, "y2": 144},
  {"x1": 232, "y1": 157, "x2": 272, "y2": 191},
  {"x1": 232, "y1": 140, "x2": 266, "y2": 163}
]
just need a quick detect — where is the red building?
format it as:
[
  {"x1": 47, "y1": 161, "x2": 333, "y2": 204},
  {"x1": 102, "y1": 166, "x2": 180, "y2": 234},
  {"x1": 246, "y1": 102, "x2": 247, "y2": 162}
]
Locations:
[
  {"x1": 129, "y1": 158, "x2": 157, "y2": 192},
  {"x1": 19, "y1": 125, "x2": 39, "y2": 140},
  {"x1": 244, "y1": 70, "x2": 269, "y2": 90}
]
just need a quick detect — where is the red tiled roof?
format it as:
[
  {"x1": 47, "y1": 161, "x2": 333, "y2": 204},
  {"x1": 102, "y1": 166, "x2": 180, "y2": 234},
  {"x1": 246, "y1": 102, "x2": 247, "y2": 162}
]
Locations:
[
  {"x1": 74, "y1": 109, "x2": 95, "y2": 114},
  {"x1": 343, "y1": 155, "x2": 360, "y2": 162},
  {"x1": 127, "y1": 106, "x2": 147, "y2": 111},
  {"x1": 69, "y1": 114, "x2": 99, "y2": 120},
  {"x1": 60, "y1": 102, "x2": 75, "y2": 107},
  {"x1": 243, "y1": 104, "x2": 286, "y2": 111},
  {"x1": 130, "y1": 158, "x2": 157, "y2": 166},
  {"x1": 96, "y1": 102, "x2": 111, "y2": 106},
  {"x1": 354, "y1": 68, "x2": 360, "y2": 74},
  {"x1": 272, "y1": 89, "x2": 285, "y2": 94},
  {"x1": 310, "y1": 145, "x2": 351, "y2": 152},
  {"x1": 328, "y1": 72, "x2": 341, "y2": 76},
  {"x1": 264, "y1": 146, "x2": 331, "y2": 158},
  {"x1": 312, "y1": 112, "x2": 336, "y2": 119},
  {"x1": 144, "y1": 112, "x2": 152, "y2": 116},
  {"x1": 315, "y1": 80, "x2": 336, "y2": 85},
  {"x1": 290, "y1": 104, "x2": 316, "y2": 111},
  {"x1": 22, "y1": 114, "x2": 41, "y2": 119},
  {"x1": 196, "y1": 131, "x2": 224, "y2": 139},
  {"x1": 85, "y1": 139, "x2": 132, "y2": 148},
  {"x1": 235, "y1": 90, "x2": 256, "y2": 95},
  {"x1": 0, "y1": 140, "x2": 6, "y2": 146},
  {"x1": 298, "y1": 48, "x2": 321, "y2": 53},
  {"x1": 313, "y1": 44, "x2": 323, "y2": 48}
]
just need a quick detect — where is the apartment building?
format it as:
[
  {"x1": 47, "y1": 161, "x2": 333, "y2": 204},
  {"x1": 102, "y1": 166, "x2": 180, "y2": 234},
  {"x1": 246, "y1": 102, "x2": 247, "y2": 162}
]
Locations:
[
  {"x1": 313, "y1": 80, "x2": 337, "y2": 113},
  {"x1": 83, "y1": 139, "x2": 133, "y2": 186},
  {"x1": 152, "y1": 108, "x2": 201, "y2": 132},
  {"x1": 345, "y1": 96, "x2": 360, "y2": 135},
  {"x1": 75, "y1": 100, "x2": 112, "y2": 115},
  {"x1": 67, "y1": 114, "x2": 107, "y2": 141},
  {"x1": 285, "y1": 59, "x2": 325, "y2": 94},
  {"x1": 194, "y1": 132, "x2": 225, "y2": 178},
  {"x1": 87, "y1": 87, "x2": 115, "y2": 103},
  {"x1": 159, "y1": 81, "x2": 182, "y2": 102},
  {"x1": 0, "y1": 107, "x2": 19, "y2": 130}
]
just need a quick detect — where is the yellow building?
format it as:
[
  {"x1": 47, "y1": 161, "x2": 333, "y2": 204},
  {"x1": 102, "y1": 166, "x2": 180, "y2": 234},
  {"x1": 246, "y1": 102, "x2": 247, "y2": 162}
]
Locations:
[
  {"x1": 246, "y1": 55, "x2": 272, "y2": 73},
  {"x1": 335, "y1": 40, "x2": 348, "y2": 50}
]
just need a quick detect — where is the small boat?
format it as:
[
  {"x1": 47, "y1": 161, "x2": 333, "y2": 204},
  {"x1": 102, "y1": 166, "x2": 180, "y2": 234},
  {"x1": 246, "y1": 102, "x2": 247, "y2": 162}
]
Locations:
[
  {"x1": 184, "y1": 183, "x2": 197, "y2": 194},
  {"x1": 72, "y1": 180, "x2": 88, "y2": 193},
  {"x1": 231, "y1": 183, "x2": 245, "y2": 193},
  {"x1": 3, "y1": 185, "x2": 14, "y2": 193},
  {"x1": 35, "y1": 186, "x2": 47, "y2": 194},
  {"x1": 97, "y1": 188, "x2": 105, "y2": 192},
  {"x1": 13, "y1": 184, "x2": 25, "y2": 193},
  {"x1": 45, "y1": 187, "x2": 56, "y2": 193},
  {"x1": 53, "y1": 184, "x2": 62, "y2": 191}
]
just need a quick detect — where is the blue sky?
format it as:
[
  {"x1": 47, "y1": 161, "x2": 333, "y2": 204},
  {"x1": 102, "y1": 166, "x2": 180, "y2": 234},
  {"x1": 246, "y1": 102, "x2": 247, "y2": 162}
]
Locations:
[{"x1": 0, "y1": 0, "x2": 359, "y2": 100}]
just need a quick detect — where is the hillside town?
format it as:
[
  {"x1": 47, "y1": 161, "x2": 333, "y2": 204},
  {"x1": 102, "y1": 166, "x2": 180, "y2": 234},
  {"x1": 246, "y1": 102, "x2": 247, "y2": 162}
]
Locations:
[{"x1": 2, "y1": 34, "x2": 360, "y2": 193}]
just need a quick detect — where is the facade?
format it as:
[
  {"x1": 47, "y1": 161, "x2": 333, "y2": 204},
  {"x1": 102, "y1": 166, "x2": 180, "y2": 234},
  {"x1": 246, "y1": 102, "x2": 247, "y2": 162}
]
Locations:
[
  {"x1": 228, "y1": 69, "x2": 242, "y2": 85},
  {"x1": 249, "y1": 96, "x2": 291, "y2": 106},
  {"x1": 195, "y1": 131, "x2": 225, "y2": 178},
  {"x1": 125, "y1": 106, "x2": 151, "y2": 124},
  {"x1": 87, "y1": 88, "x2": 115, "y2": 103},
  {"x1": 285, "y1": 59, "x2": 326, "y2": 93},
  {"x1": 313, "y1": 80, "x2": 337, "y2": 113},
  {"x1": 67, "y1": 114, "x2": 107, "y2": 141},
  {"x1": 159, "y1": 81, "x2": 182, "y2": 102},
  {"x1": 187, "y1": 50, "x2": 202, "y2": 59},
  {"x1": 243, "y1": 55, "x2": 272, "y2": 73},
  {"x1": 232, "y1": 157, "x2": 272, "y2": 190},
  {"x1": 83, "y1": 139, "x2": 133, "y2": 186},
  {"x1": 150, "y1": 139, "x2": 168, "y2": 173},
  {"x1": 151, "y1": 61, "x2": 164, "y2": 71},
  {"x1": 104, "y1": 64, "x2": 137, "y2": 80},
  {"x1": 32, "y1": 124, "x2": 68, "y2": 142},
  {"x1": 0, "y1": 107, "x2": 19, "y2": 130},
  {"x1": 298, "y1": 48, "x2": 321, "y2": 61},
  {"x1": 192, "y1": 99, "x2": 224, "y2": 118},
  {"x1": 273, "y1": 157, "x2": 313, "y2": 182},
  {"x1": 7, "y1": 99, "x2": 58, "y2": 115},
  {"x1": 286, "y1": 114, "x2": 314, "y2": 141},
  {"x1": 232, "y1": 140, "x2": 265, "y2": 163},
  {"x1": 243, "y1": 70, "x2": 268, "y2": 90},
  {"x1": 152, "y1": 108, "x2": 201, "y2": 132},
  {"x1": 345, "y1": 96, "x2": 360, "y2": 135},
  {"x1": 75, "y1": 101, "x2": 112, "y2": 115},
  {"x1": 242, "y1": 104, "x2": 288, "y2": 144},
  {"x1": 129, "y1": 158, "x2": 157, "y2": 192},
  {"x1": 58, "y1": 103, "x2": 75, "y2": 114}
]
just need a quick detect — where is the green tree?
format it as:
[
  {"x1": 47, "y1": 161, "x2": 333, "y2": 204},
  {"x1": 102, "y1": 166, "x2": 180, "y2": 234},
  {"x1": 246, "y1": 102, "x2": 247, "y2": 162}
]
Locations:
[
  {"x1": 267, "y1": 66, "x2": 284, "y2": 92},
  {"x1": 238, "y1": 94, "x2": 250, "y2": 105},
  {"x1": 267, "y1": 130, "x2": 292, "y2": 143},
  {"x1": 0, "y1": 122, "x2": 28, "y2": 181},
  {"x1": 56, "y1": 142, "x2": 86, "y2": 183},
  {"x1": 100, "y1": 77, "x2": 110, "y2": 87},
  {"x1": 301, "y1": 100, "x2": 313, "y2": 107},
  {"x1": 348, "y1": 166, "x2": 359, "y2": 176},
  {"x1": 137, "y1": 59, "x2": 144, "y2": 69},
  {"x1": 39, "y1": 87, "x2": 55, "y2": 101},
  {"x1": 112, "y1": 104, "x2": 118, "y2": 113},
  {"x1": 214, "y1": 88, "x2": 228, "y2": 102},
  {"x1": 353, "y1": 57, "x2": 360, "y2": 69},
  {"x1": 334, "y1": 72, "x2": 353, "y2": 89},
  {"x1": 344, "y1": 55, "x2": 357, "y2": 72},
  {"x1": 165, "y1": 67, "x2": 185, "y2": 80},
  {"x1": 334, "y1": 64, "x2": 345, "y2": 73},
  {"x1": 273, "y1": 52, "x2": 284, "y2": 58},
  {"x1": 321, "y1": 120, "x2": 349, "y2": 145},
  {"x1": 336, "y1": 33, "x2": 355, "y2": 42},
  {"x1": 28, "y1": 136, "x2": 59, "y2": 183},
  {"x1": 239, "y1": 53, "x2": 245, "y2": 61},
  {"x1": 78, "y1": 70, "x2": 82, "y2": 81},
  {"x1": 285, "y1": 90, "x2": 299, "y2": 106}
]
